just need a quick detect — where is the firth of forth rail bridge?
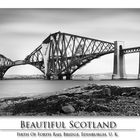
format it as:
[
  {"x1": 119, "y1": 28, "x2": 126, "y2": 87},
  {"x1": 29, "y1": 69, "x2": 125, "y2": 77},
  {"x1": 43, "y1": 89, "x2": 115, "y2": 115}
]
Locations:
[{"x1": 0, "y1": 31, "x2": 140, "y2": 80}]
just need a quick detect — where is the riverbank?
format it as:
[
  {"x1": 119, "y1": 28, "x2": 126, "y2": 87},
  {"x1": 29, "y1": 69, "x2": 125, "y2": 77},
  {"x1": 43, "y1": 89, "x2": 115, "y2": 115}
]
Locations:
[{"x1": 0, "y1": 83, "x2": 140, "y2": 116}]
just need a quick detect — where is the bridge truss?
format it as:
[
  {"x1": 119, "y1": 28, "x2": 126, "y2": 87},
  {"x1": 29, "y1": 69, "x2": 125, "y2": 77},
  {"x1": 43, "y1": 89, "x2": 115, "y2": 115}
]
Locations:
[
  {"x1": 24, "y1": 32, "x2": 115, "y2": 79},
  {"x1": 1, "y1": 31, "x2": 140, "y2": 80},
  {"x1": 0, "y1": 54, "x2": 14, "y2": 79}
]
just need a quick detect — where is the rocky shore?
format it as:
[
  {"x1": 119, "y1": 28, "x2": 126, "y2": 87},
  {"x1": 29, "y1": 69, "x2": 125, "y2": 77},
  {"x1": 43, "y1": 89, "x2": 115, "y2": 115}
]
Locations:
[{"x1": 0, "y1": 83, "x2": 140, "y2": 116}]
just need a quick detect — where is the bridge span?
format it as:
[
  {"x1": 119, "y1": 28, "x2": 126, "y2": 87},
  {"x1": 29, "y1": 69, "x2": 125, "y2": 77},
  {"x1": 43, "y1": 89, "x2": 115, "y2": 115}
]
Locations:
[{"x1": 0, "y1": 31, "x2": 140, "y2": 80}]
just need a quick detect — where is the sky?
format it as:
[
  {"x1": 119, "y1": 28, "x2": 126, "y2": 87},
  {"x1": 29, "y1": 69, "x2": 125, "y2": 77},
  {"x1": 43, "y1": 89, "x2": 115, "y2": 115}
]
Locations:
[{"x1": 0, "y1": 9, "x2": 140, "y2": 75}]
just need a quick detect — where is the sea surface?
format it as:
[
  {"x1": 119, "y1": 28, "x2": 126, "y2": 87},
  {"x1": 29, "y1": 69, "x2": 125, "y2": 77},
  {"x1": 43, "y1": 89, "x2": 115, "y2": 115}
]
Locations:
[{"x1": 0, "y1": 79, "x2": 140, "y2": 98}]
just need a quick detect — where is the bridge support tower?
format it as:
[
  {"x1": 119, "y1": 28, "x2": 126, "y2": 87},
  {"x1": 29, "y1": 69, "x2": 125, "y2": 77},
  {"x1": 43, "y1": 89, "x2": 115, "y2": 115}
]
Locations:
[
  {"x1": 138, "y1": 52, "x2": 140, "y2": 79},
  {"x1": 112, "y1": 41, "x2": 126, "y2": 79},
  {"x1": 0, "y1": 72, "x2": 3, "y2": 80},
  {"x1": 0, "y1": 70, "x2": 5, "y2": 80},
  {"x1": 58, "y1": 75, "x2": 63, "y2": 80},
  {"x1": 66, "y1": 74, "x2": 72, "y2": 80},
  {"x1": 46, "y1": 75, "x2": 51, "y2": 80}
]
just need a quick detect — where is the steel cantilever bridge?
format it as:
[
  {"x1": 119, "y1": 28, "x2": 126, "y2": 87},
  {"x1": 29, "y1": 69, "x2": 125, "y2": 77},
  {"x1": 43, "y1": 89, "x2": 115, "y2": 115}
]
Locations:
[{"x1": 0, "y1": 31, "x2": 140, "y2": 80}]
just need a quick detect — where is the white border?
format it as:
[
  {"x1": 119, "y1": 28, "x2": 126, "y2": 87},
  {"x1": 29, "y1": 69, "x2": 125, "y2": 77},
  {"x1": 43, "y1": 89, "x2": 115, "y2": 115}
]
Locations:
[
  {"x1": 0, "y1": 117, "x2": 139, "y2": 140},
  {"x1": 0, "y1": 1, "x2": 140, "y2": 140},
  {"x1": 0, "y1": 0, "x2": 140, "y2": 8}
]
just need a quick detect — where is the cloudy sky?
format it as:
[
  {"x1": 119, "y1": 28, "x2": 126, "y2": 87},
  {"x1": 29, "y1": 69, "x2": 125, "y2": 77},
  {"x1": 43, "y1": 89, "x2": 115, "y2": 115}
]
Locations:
[{"x1": 0, "y1": 9, "x2": 140, "y2": 75}]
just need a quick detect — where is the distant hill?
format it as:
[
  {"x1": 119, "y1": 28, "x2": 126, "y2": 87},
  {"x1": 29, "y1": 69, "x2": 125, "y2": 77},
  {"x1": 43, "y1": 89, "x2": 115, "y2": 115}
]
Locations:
[
  {"x1": 73, "y1": 73, "x2": 138, "y2": 80},
  {"x1": 4, "y1": 73, "x2": 138, "y2": 80},
  {"x1": 4, "y1": 74, "x2": 44, "y2": 80}
]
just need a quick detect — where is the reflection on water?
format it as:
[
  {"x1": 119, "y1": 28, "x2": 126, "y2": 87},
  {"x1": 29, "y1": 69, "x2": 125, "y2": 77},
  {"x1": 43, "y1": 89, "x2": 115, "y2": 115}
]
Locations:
[{"x1": 0, "y1": 79, "x2": 140, "y2": 98}]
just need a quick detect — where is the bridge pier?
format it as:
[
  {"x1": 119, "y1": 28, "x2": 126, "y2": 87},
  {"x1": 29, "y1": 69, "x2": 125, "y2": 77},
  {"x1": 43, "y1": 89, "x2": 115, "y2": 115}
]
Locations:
[
  {"x1": 0, "y1": 71, "x2": 4, "y2": 80},
  {"x1": 45, "y1": 74, "x2": 64, "y2": 80},
  {"x1": 112, "y1": 41, "x2": 126, "y2": 79},
  {"x1": 138, "y1": 52, "x2": 140, "y2": 79},
  {"x1": 58, "y1": 75, "x2": 63, "y2": 80},
  {"x1": 66, "y1": 74, "x2": 72, "y2": 80},
  {"x1": 0, "y1": 74, "x2": 3, "y2": 80},
  {"x1": 45, "y1": 75, "x2": 51, "y2": 80}
]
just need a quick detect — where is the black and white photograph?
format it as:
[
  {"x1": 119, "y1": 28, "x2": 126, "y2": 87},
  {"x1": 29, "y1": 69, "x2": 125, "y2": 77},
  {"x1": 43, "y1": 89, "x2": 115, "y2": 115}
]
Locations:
[{"x1": 0, "y1": 8, "x2": 140, "y2": 117}]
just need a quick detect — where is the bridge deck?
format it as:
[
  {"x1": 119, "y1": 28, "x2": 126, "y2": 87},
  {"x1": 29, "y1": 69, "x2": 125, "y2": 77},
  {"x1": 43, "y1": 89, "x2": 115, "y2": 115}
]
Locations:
[{"x1": 123, "y1": 46, "x2": 140, "y2": 54}]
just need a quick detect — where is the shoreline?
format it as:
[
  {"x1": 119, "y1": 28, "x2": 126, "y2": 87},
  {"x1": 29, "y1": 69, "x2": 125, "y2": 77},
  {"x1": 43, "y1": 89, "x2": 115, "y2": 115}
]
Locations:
[
  {"x1": 0, "y1": 83, "x2": 140, "y2": 116},
  {"x1": 2, "y1": 78, "x2": 140, "y2": 80}
]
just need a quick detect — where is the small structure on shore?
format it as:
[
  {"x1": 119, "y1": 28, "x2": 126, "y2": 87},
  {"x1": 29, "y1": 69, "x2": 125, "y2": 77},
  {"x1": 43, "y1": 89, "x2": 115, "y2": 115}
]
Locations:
[{"x1": 89, "y1": 76, "x2": 93, "y2": 81}]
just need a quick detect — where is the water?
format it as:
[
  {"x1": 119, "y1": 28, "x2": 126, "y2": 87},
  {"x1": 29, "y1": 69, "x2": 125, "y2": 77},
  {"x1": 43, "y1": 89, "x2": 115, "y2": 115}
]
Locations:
[{"x1": 0, "y1": 79, "x2": 140, "y2": 98}]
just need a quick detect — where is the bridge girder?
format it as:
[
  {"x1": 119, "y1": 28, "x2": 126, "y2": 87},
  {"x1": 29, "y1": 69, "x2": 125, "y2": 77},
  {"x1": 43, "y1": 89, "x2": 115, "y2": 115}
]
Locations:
[
  {"x1": 24, "y1": 32, "x2": 115, "y2": 79},
  {"x1": 44, "y1": 32, "x2": 114, "y2": 79},
  {"x1": 0, "y1": 54, "x2": 45, "y2": 79},
  {"x1": 25, "y1": 47, "x2": 45, "y2": 73},
  {"x1": 0, "y1": 54, "x2": 14, "y2": 79}
]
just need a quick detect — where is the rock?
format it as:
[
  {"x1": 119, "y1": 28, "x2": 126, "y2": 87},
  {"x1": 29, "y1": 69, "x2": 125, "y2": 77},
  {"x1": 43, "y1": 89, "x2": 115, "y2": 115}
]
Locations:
[
  {"x1": 62, "y1": 105, "x2": 75, "y2": 113},
  {"x1": 82, "y1": 91, "x2": 93, "y2": 96},
  {"x1": 47, "y1": 99, "x2": 58, "y2": 104},
  {"x1": 117, "y1": 99, "x2": 122, "y2": 103},
  {"x1": 95, "y1": 104, "x2": 111, "y2": 112},
  {"x1": 74, "y1": 94, "x2": 81, "y2": 97},
  {"x1": 136, "y1": 113, "x2": 140, "y2": 116},
  {"x1": 58, "y1": 95, "x2": 68, "y2": 99},
  {"x1": 128, "y1": 91, "x2": 136, "y2": 96},
  {"x1": 128, "y1": 97, "x2": 136, "y2": 103},
  {"x1": 7, "y1": 101, "x2": 13, "y2": 105},
  {"x1": 67, "y1": 87, "x2": 84, "y2": 94},
  {"x1": 72, "y1": 97, "x2": 79, "y2": 101},
  {"x1": 74, "y1": 89, "x2": 84, "y2": 94},
  {"x1": 135, "y1": 100, "x2": 140, "y2": 105},
  {"x1": 122, "y1": 92, "x2": 128, "y2": 96},
  {"x1": 136, "y1": 91, "x2": 140, "y2": 97},
  {"x1": 127, "y1": 111, "x2": 136, "y2": 116},
  {"x1": 84, "y1": 89, "x2": 103, "y2": 98},
  {"x1": 117, "y1": 98, "x2": 136, "y2": 103},
  {"x1": 92, "y1": 101, "x2": 96, "y2": 104},
  {"x1": 0, "y1": 99, "x2": 5, "y2": 102},
  {"x1": 26, "y1": 98, "x2": 34, "y2": 102},
  {"x1": 131, "y1": 87, "x2": 136, "y2": 90},
  {"x1": 93, "y1": 89, "x2": 103, "y2": 94},
  {"x1": 83, "y1": 85, "x2": 94, "y2": 90},
  {"x1": 0, "y1": 102, "x2": 8, "y2": 109},
  {"x1": 103, "y1": 88, "x2": 111, "y2": 96},
  {"x1": 77, "y1": 100, "x2": 87, "y2": 106},
  {"x1": 92, "y1": 111, "x2": 97, "y2": 116},
  {"x1": 86, "y1": 99, "x2": 91, "y2": 102},
  {"x1": 58, "y1": 95, "x2": 69, "y2": 103}
]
